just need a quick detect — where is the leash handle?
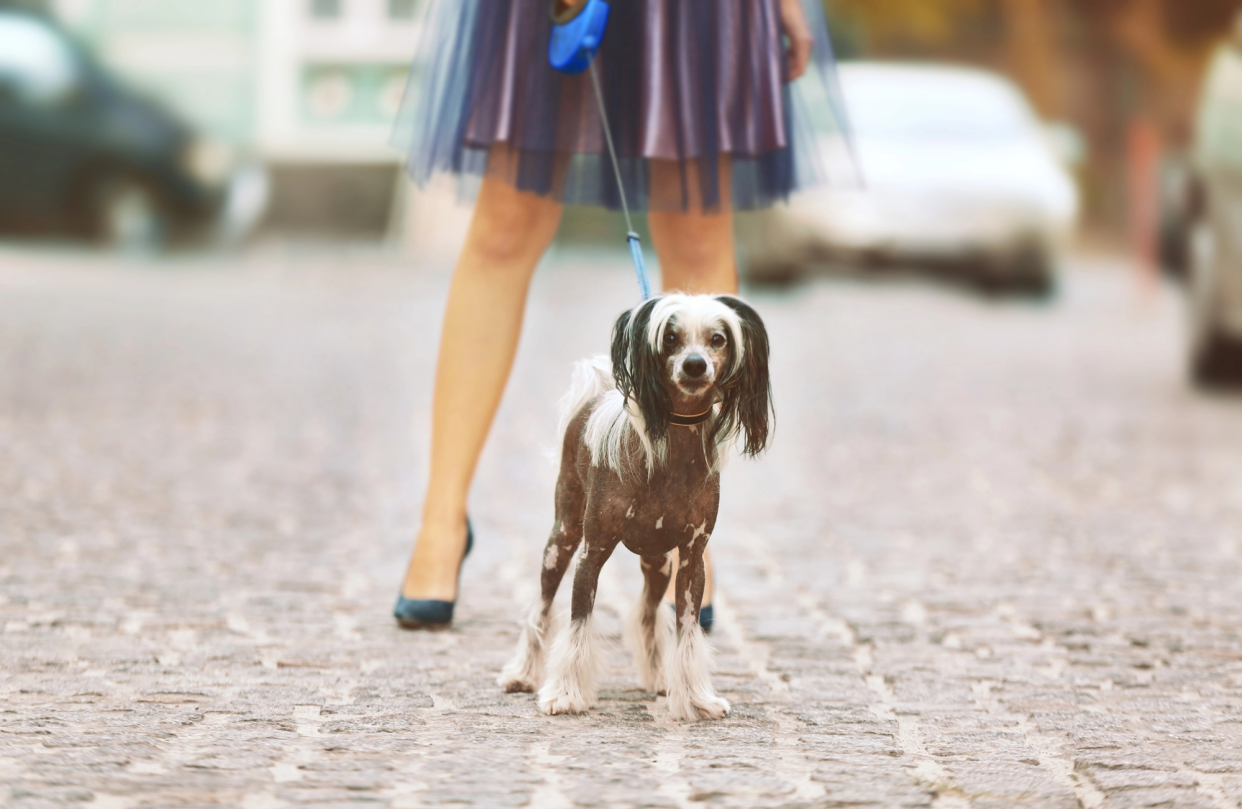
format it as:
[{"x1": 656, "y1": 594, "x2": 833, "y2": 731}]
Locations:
[{"x1": 588, "y1": 59, "x2": 652, "y2": 301}]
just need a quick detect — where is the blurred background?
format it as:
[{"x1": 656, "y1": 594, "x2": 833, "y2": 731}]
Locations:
[{"x1": 1, "y1": 0, "x2": 1241, "y2": 379}]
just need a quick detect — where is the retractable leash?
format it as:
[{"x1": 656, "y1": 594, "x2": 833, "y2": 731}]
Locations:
[{"x1": 549, "y1": 0, "x2": 652, "y2": 301}]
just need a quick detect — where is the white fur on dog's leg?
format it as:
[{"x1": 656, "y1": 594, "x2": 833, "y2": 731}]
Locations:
[
  {"x1": 537, "y1": 617, "x2": 601, "y2": 715},
  {"x1": 624, "y1": 597, "x2": 673, "y2": 693},
  {"x1": 665, "y1": 622, "x2": 730, "y2": 721},
  {"x1": 498, "y1": 604, "x2": 556, "y2": 693}
]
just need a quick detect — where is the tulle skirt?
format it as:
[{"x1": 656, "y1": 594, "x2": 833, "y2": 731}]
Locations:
[{"x1": 391, "y1": 0, "x2": 852, "y2": 213}]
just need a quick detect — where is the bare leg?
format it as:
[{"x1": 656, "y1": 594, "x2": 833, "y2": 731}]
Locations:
[
  {"x1": 538, "y1": 532, "x2": 619, "y2": 715},
  {"x1": 666, "y1": 545, "x2": 729, "y2": 721},
  {"x1": 624, "y1": 553, "x2": 675, "y2": 693},
  {"x1": 648, "y1": 204, "x2": 737, "y2": 608},
  {"x1": 648, "y1": 206, "x2": 738, "y2": 296},
  {"x1": 401, "y1": 177, "x2": 563, "y2": 601}
]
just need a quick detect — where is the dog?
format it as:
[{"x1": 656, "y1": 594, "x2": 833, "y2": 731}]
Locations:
[{"x1": 498, "y1": 293, "x2": 772, "y2": 721}]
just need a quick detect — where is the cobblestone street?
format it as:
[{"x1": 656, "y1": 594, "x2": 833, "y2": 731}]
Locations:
[{"x1": 3, "y1": 244, "x2": 1242, "y2": 808}]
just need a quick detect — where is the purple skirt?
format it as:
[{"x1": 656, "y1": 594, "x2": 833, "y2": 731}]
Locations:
[{"x1": 392, "y1": 0, "x2": 852, "y2": 212}]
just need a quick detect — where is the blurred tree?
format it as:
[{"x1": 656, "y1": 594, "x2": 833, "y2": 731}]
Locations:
[
  {"x1": 826, "y1": 0, "x2": 1242, "y2": 232},
  {"x1": 831, "y1": 0, "x2": 988, "y2": 48},
  {"x1": 998, "y1": 0, "x2": 1057, "y2": 116}
]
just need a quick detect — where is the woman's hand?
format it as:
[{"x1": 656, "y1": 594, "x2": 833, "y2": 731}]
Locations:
[
  {"x1": 553, "y1": 0, "x2": 586, "y2": 18},
  {"x1": 779, "y1": 0, "x2": 813, "y2": 81}
]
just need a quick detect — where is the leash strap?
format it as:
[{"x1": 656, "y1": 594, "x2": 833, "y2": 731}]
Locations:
[{"x1": 587, "y1": 59, "x2": 652, "y2": 301}]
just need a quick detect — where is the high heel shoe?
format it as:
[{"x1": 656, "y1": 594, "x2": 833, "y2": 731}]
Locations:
[
  {"x1": 394, "y1": 519, "x2": 474, "y2": 630},
  {"x1": 666, "y1": 601, "x2": 714, "y2": 634},
  {"x1": 698, "y1": 603, "x2": 714, "y2": 634}
]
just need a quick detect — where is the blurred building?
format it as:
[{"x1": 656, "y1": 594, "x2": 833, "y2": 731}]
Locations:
[
  {"x1": 49, "y1": 0, "x2": 426, "y2": 236},
  {"x1": 27, "y1": 0, "x2": 1238, "y2": 244}
]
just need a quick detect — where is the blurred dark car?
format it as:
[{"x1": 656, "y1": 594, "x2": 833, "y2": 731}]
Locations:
[
  {"x1": 0, "y1": 10, "x2": 247, "y2": 248},
  {"x1": 1185, "y1": 17, "x2": 1242, "y2": 386}
]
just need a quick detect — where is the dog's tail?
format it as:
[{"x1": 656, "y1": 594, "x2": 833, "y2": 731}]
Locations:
[{"x1": 556, "y1": 355, "x2": 614, "y2": 442}]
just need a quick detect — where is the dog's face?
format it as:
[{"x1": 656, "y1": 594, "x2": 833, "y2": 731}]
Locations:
[
  {"x1": 655, "y1": 299, "x2": 737, "y2": 400},
  {"x1": 611, "y1": 294, "x2": 773, "y2": 457}
]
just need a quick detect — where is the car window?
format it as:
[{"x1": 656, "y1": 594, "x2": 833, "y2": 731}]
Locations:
[
  {"x1": 0, "y1": 13, "x2": 79, "y2": 105},
  {"x1": 840, "y1": 68, "x2": 1037, "y2": 141},
  {"x1": 1196, "y1": 46, "x2": 1242, "y2": 172}
]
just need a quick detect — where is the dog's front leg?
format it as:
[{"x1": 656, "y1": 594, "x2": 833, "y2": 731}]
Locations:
[
  {"x1": 537, "y1": 533, "x2": 618, "y2": 715},
  {"x1": 498, "y1": 516, "x2": 582, "y2": 693},
  {"x1": 666, "y1": 546, "x2": 730, "y2": 721}
]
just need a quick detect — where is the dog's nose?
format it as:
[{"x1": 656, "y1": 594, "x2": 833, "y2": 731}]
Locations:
[{"x1": 683, "y1": 354, "x2": 707, "y2": 378}]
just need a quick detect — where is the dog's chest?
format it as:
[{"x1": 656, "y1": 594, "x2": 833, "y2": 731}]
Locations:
[{"x1": 592, "y1": 449, "x2": 720, "y2": 557}]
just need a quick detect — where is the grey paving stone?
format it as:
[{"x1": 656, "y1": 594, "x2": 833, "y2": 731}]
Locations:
[{"x1": 3, "y1": 248, "x2": 1242, "y2": 807}]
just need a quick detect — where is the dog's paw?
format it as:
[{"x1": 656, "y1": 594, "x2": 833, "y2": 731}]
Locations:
[
  {"x1": 538, "y1": 688, "x2": 591, "y2": 716},
  {"x1": 498, "y1": 673, "x2": 537, "y2": 693},
  {"x1": 692, "y1": 695, "x2": 730, "y2": 721},
  {"x1": 636, "y1": 667, "x2": 666, "y2": 694},
  {"x1": 497, "y1": 652, "x2": 544, "y2": 693},
  {"x1": 667, "y1": 693, "x2": 730, "y2": 722}
]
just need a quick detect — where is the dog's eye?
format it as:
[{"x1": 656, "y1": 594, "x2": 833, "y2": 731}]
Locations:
[
  {"x1": 664, "y1": 331, "x2": 678, "y2": 346},
  {"x1": 710, "y1": 334, "x2": 726, "y2": 348}
]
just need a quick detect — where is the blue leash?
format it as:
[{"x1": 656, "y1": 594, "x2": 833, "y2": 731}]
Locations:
[
  {"x1": 587, "y1": 62, "x2": 652, "y2": 301},
  {"x1": 549, "y1": 0, "x2": 652, "y2": 302}
]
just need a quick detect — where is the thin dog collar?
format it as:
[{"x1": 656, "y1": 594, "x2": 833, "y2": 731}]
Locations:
[{"x1": 668, "y1": 409, "x2": 713, "y2": 427}]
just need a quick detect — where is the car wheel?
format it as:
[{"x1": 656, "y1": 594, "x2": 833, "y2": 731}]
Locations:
[
  {"x1": 1192, "y1": 332, "x2": 1242, "y2": 386},
  {"x1": 978, "y1": 245, "x2": 1056, "y2": 299},
  {"x1": 1187, "y1": 221, "x2": 1242, "y2": 387},
  {"x1": 743, "y1": 259, "x2": 803, "y2": 285},
  {"x1": 736, "y1": 212, "x2": 806, "y2": 285},
  {"x1": 89, "y1": 175, "x2": 165, "y2": 252}
]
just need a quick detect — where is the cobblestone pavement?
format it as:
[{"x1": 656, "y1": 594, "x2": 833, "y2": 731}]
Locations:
[{"x1": 3, "y1": 244, "x2": 1242, "y2": 809}]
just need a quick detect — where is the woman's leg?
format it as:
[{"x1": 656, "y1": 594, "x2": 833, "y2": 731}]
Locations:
[
  {"x1": 402, "y1": 176, "x2": 563, "y2": 601},
  {"x1": 648, "y1": 207, "x2": 738, "y2": 295},
  {"x1": 647, "y1": 196, "x2": 739, "y2": 608}
]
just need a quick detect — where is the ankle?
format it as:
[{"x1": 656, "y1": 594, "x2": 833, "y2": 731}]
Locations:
[{"x1": 419, "y1": 510, "x2": 468, "y2": 535}]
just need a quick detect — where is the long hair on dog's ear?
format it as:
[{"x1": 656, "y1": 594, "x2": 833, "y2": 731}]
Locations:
[
  {"x1": 712, "y1": 296, "x2": 773, "y2": 457},
  {"x1": 611, "y1": 297, "x2": 671, "y2": 444}
]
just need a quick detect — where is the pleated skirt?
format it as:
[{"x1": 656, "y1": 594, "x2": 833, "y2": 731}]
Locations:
[{"x1": 391, "y1": 0, "x2": 852, "y2": 212}]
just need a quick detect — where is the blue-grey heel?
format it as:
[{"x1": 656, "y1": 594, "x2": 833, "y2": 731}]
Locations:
[
  {"x1": 394, "y1": 519, "x2": 474, "y2": 630},
  {"x1": 667, "y1": 601, "x2": 714, "y2": 634},
  {"x1": 698, "y1": 603, "x2": 714, "y2": 634}
]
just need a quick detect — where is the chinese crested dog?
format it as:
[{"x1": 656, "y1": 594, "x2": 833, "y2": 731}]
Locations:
[{"x1": 498, "y1": 293, "x2": 772, "y2": 721}]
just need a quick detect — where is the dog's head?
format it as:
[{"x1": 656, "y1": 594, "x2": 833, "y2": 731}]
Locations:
[{"x1": 611, "y1": 294, "x2": 772, "y2": 456}]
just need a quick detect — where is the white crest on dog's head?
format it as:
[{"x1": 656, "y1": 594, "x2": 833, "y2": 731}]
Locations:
[
  {"x1": 644, "y1": 295, "x2": 745, "y2": 366},
  {"x1": 589, "y1": 293, "x2": 772, "y2": 477}
]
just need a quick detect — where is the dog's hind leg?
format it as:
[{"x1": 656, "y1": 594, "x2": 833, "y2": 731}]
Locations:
[
  {"x1": 497, "y1": 599, "x2": 558, "y2": 693},
  {"x1": 666, "y1": 548, "x2": 730, "y2": 721},
  {"x1": 625, "y1": 553, "x2": 674, "y2": 694},
  {"x1": 499, "y1": 488, "x2": 584, "y2": 693},
  {"x1": 538, "y1": 531, "x2": 618, "y2": 715}
]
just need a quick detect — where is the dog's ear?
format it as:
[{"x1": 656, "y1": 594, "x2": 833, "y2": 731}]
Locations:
[
  {"x1": 715, "y1": 295, "x2": 773, "y2": 456},
  {"x1": 610, "y1": 307, "x2": 634, "y2": 393},
  {"x1": 611, "y1": 297, "x2": 670, "y2": 443}
]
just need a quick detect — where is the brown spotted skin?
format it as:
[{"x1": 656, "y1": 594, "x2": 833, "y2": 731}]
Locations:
[{"x1": 535, "y1": 395, "x2": 719, "y2": 640}]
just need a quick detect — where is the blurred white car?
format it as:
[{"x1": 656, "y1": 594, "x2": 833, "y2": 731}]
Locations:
[
  {"x1": 740, "y1": 62, "x2": 1081, "y2": 294},
  {"x1": 1186, "y1": 21, "x2": 1242, "y2": 385}
]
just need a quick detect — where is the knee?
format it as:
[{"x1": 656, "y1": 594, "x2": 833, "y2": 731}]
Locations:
[
  {"x1": 651, "y1": 214, "x2": 735, "y2": 287},
  {"x1": 467, "y1": 184, "x2": 562, "y2": 266},
  {"x1": 668, "y1": 228, "x2": 726, "y2": 267}
]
